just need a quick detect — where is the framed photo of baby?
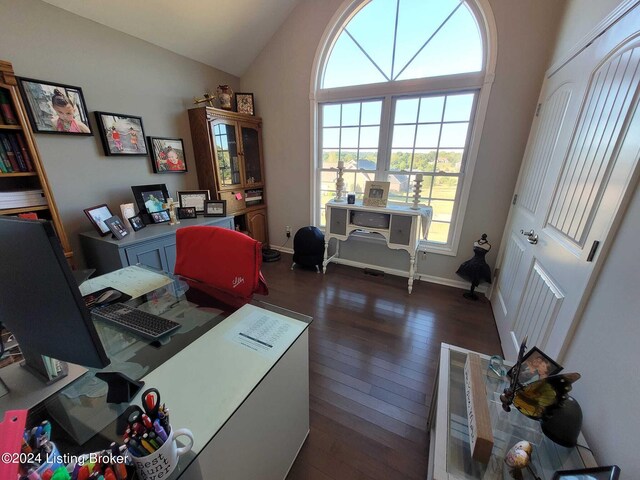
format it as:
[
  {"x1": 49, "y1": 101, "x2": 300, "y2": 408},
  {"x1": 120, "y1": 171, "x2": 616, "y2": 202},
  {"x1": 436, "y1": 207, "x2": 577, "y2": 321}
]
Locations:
[
  {"x1": 95, "y1": 111, "x2": 148, "y2": 156},
  {"x1": 148, "y1": 137, "x2": 187, "y2": 173},
  {"x1": 17, "y1": 77, "x2": 92, "y2": 135}
]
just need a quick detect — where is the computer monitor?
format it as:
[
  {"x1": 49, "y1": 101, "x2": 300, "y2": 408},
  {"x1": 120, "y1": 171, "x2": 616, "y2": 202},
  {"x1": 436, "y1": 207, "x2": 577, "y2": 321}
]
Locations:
[{"x1": 0, "y1": 217, "x2": 110, "y2": 370}]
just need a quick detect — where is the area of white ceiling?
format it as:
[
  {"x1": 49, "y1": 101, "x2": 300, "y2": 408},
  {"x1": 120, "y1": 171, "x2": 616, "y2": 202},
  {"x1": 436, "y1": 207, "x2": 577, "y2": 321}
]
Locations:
[{"x1": 41, "y1": 0, "x2": 300, "y2": 77}]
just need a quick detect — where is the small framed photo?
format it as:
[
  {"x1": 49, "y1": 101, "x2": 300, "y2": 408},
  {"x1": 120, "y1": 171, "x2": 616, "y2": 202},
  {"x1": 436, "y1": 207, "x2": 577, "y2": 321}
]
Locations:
[
  {"x1": 363, "y1": 181, "x2": 390, "y2": 208},
  {"x1": 507, "y1": 346, "x2": 563, "y2": 384},
  {"x1": 104, "y1": 215, "x2": 129, "y2": 240},
  {"x1": 177, "y1": 190, "x2": 210, "y2": 214},
  {"x1": 17, "y1": 77, "x2": 92, "y2": 135},
  {"x1": 148, "y1": 137, "x2": 187, "y2": 173},
  {"x1": 235, "y1": 92, "x2": 255, "y2": 115},
  {"x1": 150, "y1": 210, "x2": 171, "y2": 224},
  {"x1": 552, "y1": 466, "x2": 620, "y2": 480},
  {"x1": 204, "y1": 200, "x2": 227, "y2": 217},
  {"x1": 128, "y1": 214, "x2": 146, "y2": 232},
  {"x1": 95, "y1": 111, "x2": 148, "y2": 156},
  {"x1": 83, "y1": 204, "x2": 114, "y2": 236},
  {"x1": 177, "y1": 207, "x2": 197, "y2": 220}
]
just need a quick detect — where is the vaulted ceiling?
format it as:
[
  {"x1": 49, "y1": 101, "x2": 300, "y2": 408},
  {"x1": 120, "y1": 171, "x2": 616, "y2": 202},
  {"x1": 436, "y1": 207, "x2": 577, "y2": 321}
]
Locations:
[{"x1": 42, "y1": 0, "x2": 300, "y2": 76}]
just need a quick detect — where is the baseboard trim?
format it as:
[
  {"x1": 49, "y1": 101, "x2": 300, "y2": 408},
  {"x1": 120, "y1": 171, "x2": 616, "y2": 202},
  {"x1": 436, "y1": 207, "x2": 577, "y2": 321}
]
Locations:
[
  {"x1": 320, "y1": 256, "x2": 489, "y2": 296},
  {"x1": 270, "y1": 245, "x2": 294, "y2": 255}
]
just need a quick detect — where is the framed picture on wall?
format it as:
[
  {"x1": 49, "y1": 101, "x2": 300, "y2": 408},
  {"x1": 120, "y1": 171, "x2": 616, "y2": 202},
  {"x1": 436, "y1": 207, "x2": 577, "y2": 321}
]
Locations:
[
  {"x1": 148, "y1": 136, "x2": 187, "y2": 173},
  {"x1": 235, "y1": 92, "x2": 255, "y2": 115},
  {"x1": 95, "y1": 111, "x2": 148, "y2": 156},
  {"x1": 17, "y1": 77, "x2": 92, "y2": 135}
]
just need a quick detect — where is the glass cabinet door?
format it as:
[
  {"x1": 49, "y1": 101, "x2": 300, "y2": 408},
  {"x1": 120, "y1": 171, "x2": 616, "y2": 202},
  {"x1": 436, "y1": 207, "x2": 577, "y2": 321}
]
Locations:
[
  {"x1": 211, "y1": 120, "x2": 242, "y2": 187},
  {"x1": 241, "y1": 123, "x2": 262, "y2": 185}
]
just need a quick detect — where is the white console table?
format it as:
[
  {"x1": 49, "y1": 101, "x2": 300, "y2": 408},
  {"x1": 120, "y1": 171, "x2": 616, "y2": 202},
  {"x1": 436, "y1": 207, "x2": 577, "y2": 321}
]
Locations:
[{"x1": 323, "y1": 201, "x2": 432, "y2": 293}]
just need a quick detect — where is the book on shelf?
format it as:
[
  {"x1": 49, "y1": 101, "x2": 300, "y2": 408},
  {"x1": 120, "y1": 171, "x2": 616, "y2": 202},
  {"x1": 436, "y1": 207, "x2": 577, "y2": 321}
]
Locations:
[
  {"x1": 7, "y1": 133, "x2": 27, "y2": 171},
  {"x1": 0, "y1": 141, "x2": 8, "y2": 173},
  {"x1": 0, "y1": 189, "x2": 47, "y2": 209},
  {"x1": 0, "y1": 90, "x2": 18, "y2": 125},
  {"x1": 15, "y1": 134, "x2": 34, "y2": 171},
  {"x1": 18, "y1": 212, "x2": 39, "y2": 220},
  {"x1": 0, "y1": 133, "x2": 19, "y2": 171}
]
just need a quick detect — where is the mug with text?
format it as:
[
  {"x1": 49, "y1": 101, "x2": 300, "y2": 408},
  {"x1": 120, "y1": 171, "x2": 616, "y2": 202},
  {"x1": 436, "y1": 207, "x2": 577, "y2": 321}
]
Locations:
[{"x1": 129, "y1": 427, "x2": 194, "y2": 480}]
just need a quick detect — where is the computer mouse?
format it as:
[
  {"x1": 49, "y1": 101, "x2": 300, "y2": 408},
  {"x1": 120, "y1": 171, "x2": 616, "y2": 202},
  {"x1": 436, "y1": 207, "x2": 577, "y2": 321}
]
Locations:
[{"x1": 95, "y1": 289, "x2": 122, "y2": 305}]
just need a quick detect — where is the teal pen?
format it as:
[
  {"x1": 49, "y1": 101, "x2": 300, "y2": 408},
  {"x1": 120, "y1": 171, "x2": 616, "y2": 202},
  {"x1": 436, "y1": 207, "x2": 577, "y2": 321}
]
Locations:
[{"x1": 41, "y1": 420, "x2": 52, "y2": 440}]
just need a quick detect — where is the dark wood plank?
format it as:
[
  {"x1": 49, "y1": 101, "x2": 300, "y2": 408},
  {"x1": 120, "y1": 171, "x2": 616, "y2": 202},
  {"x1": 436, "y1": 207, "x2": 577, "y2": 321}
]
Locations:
[{"x1": 255, "y1": 253, "x2": 501, "y2": 480}]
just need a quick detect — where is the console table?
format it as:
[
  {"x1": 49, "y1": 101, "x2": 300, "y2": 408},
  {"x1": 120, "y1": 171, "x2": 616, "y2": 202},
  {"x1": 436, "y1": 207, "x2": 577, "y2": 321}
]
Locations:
[
  {"x1": 80, "y1": 216, "x2": 233, "y2": 275},
  {"x1": 428, "y1": 343, "x2": 597, "y2": 479},
  {"x1": 323, "y1": 201, "x2": 432, "y2": 293}
]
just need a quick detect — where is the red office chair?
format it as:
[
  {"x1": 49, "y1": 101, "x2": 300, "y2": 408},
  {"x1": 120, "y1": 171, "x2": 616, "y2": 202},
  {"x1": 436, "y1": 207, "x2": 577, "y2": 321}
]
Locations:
[{"x1": 174, "y1": 226, "x2": 268, "y2": 309}]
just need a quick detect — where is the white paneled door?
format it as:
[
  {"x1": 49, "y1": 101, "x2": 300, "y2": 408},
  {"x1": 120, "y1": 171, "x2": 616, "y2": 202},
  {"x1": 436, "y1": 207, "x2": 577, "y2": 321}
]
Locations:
[{"x1": 492, "y1": 7, "x2": 640, "y2": 361}]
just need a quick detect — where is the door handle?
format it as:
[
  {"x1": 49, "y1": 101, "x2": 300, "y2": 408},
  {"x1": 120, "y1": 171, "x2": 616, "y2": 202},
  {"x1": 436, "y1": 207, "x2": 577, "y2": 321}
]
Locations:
[{"x1": 520, "y1": 229, "x2": 538, "y2": 245}]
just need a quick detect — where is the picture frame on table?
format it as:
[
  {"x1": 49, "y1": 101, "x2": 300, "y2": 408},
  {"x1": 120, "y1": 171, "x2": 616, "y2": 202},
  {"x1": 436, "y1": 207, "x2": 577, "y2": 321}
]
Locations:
[
  {"x1": 148, "y1": 137, "x2": 187, "y2": 173},
  {"x1": 131, "y1": 184, "x2": 169, "y2": 224},
  {"x1": 128, "y1": 214, "x2": 146, "y2": 232},
  {"x1": 150, "y1": 210, "x2": 171, "y2": 224},
  {"x1": 507, "y1": 346, "x2": 563, "y2": 384},
  {"x1": 177, "y1": 190, "x2": 210, "y2": 214},
  {"x1": 17, "y1": 77, "x2": 92, "y2": 135},
  {"x1": 362, "y1": 181, "x2": 390, "y2": 208},
  {"x1": 235, "y1": 92, "x2": 255, "y2": 115},
  {"x1": 104, "y1": 215, "x2": 129, "y2": 240},
  {"x1": 552, "y1": 466, "x2": 620, "y2": 480},
  {"x1": 177, "y1": 207, "x2": 197, "y2": 220},
  {"x1": 204, "y1": 200, "x2": 227, "y2": 217},
  {"x1": 95, "y1": 111, "x2": 148, "y2": 156},
  {"x1": 83, "y1": 204, "x2": 114, "y2": 236}
]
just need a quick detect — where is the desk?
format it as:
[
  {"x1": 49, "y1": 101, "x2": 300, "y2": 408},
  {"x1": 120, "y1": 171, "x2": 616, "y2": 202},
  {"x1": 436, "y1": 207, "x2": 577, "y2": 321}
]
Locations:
[
  {"x1": 428, "y1": 344, "x2": 596, "y2": 479},
  {"x1": 80, "y1": 216, "x2": 234, "y2": 275},
  {"x1": 323, "y1": 201, "x2": 432, "y2": 293},
  {"x1": 10, "y1": 269, "x2": 312, "y2": 480}
]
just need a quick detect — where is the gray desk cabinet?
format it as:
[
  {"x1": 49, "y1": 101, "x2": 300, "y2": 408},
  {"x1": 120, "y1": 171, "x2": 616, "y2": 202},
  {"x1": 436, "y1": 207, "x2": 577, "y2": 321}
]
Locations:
[{"x1": 80, "y1": 216, "x2": 234, "y2": 275}]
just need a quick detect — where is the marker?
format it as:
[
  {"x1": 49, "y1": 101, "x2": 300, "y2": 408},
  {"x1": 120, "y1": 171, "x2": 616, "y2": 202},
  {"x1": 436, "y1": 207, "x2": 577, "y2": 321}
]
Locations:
[
  {"x1": 22, "y1": 437, "x2": 33, "y2": 454},
  {"x1": 153, "y1": 419, "x2": 168, "y2": 441},
  {"x1": 27, "y1": 468, "x2": 41, "y2": 480},
  {"x1": 103, "y1": 467, "x2": 116, "y2": 480},
  {"x1": 148, "y1": 431, "x2": 164, "y2": 447},
  {"x1": 124, "y1": 438, "x2": 142, "y2": 458},
  {"x1": 41, "y1": 420, "x2": 52, "y2": 440},
  {"x1": 143, "y1": 433, "x2": 159, "y2": 450},
  {"x1": 129, "y1": 438, "x2": 151, "y2": 456},
  {"x1": 42, "y1": 469, "x2": 54, "y2": 480},
  {"x1": 113, "y1": 461, "x2": 127, "y2": 480},
  {"x1": 141, "y1": 413, "x2": 153, "y2": 429},
  {"x1": 71, "y1": 463, "x2": 81, "y2": 480},
  {"x1": 140, "y1": 437, "x2": 156, "y2": 454}
]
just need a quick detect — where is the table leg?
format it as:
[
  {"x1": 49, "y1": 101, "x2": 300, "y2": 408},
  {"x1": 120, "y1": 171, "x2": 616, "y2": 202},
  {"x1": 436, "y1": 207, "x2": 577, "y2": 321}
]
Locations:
[
  {"x1": 322, "y1": 240, "x2": 329, "y2": 274},
  {"x1": 408, "y1": 253, "x2": 416, "y2": 294}
]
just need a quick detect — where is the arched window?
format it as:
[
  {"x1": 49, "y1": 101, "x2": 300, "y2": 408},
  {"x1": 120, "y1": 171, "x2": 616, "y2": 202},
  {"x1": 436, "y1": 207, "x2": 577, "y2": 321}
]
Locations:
[{"x1": 313, "y1": 0, "x2": 495, "y2": 250}]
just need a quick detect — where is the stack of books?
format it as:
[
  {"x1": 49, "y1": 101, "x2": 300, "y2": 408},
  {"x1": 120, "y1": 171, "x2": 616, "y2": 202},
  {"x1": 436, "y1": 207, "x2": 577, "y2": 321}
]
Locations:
[{"x1": 0, "y1": 189, "x2": 47, "y2": 209}]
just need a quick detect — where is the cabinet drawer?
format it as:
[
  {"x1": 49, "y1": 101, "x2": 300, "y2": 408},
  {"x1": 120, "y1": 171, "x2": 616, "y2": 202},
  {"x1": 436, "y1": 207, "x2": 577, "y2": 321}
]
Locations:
[
  {"x1": 329, "y1": 208, "x2": 347, "y2": 236},
  {"x1": 220, "y1": 191, "x2": 246, "y2": 214},
  {"x1": 389, "y1": 215, "x2": 413, "y2": 246}
]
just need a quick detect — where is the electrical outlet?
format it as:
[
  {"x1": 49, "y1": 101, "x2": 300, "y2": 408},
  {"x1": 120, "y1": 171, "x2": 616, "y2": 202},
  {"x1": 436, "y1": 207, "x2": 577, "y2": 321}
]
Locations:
[{"x1": 286, "y1": 225, "x2": 291, "y2": 238}]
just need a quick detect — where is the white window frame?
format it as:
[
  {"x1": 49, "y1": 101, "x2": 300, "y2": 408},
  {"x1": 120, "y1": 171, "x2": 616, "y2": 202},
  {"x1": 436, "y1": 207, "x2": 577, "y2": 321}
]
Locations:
[{"x1": 310, "y1": 0, "x2": 497, "y2": 255}]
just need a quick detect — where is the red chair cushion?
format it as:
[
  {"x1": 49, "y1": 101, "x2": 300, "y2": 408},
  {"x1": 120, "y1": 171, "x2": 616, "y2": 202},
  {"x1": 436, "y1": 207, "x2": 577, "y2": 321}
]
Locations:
[{"x1": 174, "y1": 226, "x2": 268, "y2": 301}]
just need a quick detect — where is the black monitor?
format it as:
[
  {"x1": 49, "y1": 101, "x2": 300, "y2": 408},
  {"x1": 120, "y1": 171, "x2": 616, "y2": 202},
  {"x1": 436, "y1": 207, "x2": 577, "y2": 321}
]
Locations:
[{"x1": 0, "y1": 217, "x2": 110, "y2": 370}]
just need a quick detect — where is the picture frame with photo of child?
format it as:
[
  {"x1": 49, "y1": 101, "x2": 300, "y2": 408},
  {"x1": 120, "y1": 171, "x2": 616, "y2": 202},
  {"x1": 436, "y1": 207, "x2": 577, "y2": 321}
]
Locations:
[
  {"x1": 18, "y1": 77, "x2": 92, "y2": 135},
  {"x1": 148, "y1": 137, "x2": 187, "y2": 173},
  {"x1": 95, "y1": 111, "x2": 148, "y2": 156}
]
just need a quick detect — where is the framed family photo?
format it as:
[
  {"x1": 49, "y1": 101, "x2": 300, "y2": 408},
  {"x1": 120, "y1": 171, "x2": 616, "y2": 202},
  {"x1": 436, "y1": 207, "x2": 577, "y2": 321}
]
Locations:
[
  {"x1": 131, "y1": 184, "x2": 169, "y2": 224},
  {"x1": 128, "y1": 214, "x2": 146, "y2": 232},
  {"x1": 507, "y1": 346, "x2": 563, "y2": 384},
  {"x1": 104, "y1": 215, "x2": 129, "y2": 240},
  {"x1": 177, "y1": 190, "x2": 210, "y2": 214},
  {"x1": 148, "y1": 137, "x2": 187, "y2": 173},
  {"x1": 83, "y1": 204, "x2": 114, "y2": 236},
  {"x1": 95, "y1": 111, "x2": 148, "y2": 156},
  {"x1": 150, "y1": 210, "x2": 171, "y2": 224},
  {"x1": 18, "y1": 77, "x2": 92, "y2": 135},
  {"x1": 363, "y1": 181, "x2": 390, "y2": 208},
  {"x1": 177, "y1": 207, "x2": 197, "y2": 220},
  {"x1": 204, "y1": 200, "x2": 227, "y2": 217}
]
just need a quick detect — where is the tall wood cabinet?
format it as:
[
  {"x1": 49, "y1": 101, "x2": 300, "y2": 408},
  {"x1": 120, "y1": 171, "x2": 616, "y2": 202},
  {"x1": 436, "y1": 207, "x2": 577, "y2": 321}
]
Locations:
[
  {"x1": 0, "y1": 60, "x2": 72, "y2": 259},
  {"x1": 188, "y1": 106, "x2": 269, "y2": 245}
]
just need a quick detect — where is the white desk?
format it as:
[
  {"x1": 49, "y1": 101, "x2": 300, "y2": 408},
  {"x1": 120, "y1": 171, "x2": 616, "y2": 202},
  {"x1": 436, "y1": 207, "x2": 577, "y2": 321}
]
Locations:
[{"x1": 323, "y1": 201, "x2": 432, "y2": 293}]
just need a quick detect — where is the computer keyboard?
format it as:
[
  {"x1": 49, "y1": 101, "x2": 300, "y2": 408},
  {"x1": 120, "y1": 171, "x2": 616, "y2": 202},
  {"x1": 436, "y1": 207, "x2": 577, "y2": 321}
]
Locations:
[{"x1": 93, "y1": 303, "x2": 181, "y2": 340}]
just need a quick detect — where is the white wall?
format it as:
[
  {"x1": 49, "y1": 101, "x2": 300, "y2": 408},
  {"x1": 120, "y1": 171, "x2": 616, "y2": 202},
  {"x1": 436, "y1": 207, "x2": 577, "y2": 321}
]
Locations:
[
  {"x1": 240, "y1": 0, "x2": 565, "y2": 286},
  {"x1": 0, "y1": 0, "x2": 238, "y2": 266},
  {"x1": 552, "y1": 0, "x2": 640, "y2": 473}
]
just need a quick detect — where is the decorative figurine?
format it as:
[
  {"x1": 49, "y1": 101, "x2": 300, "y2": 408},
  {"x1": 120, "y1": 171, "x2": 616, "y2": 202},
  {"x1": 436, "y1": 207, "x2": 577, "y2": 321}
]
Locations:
[
  {"x1": 162, "y1": 197, "x2": 180, "y2": 226},
  {"x1": 334, "y1": 160, "x2": 345, "y2": 202},
  {"x1": 504, "y1": 441, "x2": 539, "y2": 480},
  {"x1": 456, "y1": 233, "x2": 492, "y2": 299},
  {"x1": 411, "y1": 173, "x2": 423, "y2": 209},
  {"x1": 193, "y1": 92, "x2": 216, "y2": 107}
]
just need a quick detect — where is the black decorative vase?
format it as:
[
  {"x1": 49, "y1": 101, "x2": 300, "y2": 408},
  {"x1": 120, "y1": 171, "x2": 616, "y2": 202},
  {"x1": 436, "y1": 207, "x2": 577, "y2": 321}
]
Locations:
[{"x1": 540, "y1": 396, "x2": 583, "y2": 448}]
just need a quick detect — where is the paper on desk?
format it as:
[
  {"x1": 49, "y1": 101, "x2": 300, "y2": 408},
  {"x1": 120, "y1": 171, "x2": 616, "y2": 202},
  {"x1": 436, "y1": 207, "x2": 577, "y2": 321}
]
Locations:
[
  {"x1": 79, "y1": 265, "x2": 172, "y2": 298},
  {"x1": 224, "y1": 309, "x2": 292, "y2": 358}
]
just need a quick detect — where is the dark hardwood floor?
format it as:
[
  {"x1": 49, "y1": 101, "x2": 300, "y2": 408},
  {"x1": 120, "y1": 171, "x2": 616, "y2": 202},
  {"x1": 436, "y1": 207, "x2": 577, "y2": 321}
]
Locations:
[{"x1": 255, "y1": 253, "x2": 502, "y2": 480}]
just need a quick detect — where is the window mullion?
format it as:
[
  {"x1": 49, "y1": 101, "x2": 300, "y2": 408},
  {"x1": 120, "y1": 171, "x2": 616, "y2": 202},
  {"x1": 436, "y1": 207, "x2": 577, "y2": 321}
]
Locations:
[{"x1": 377, "y1": 95, "x2": 393, "y2": 181}]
